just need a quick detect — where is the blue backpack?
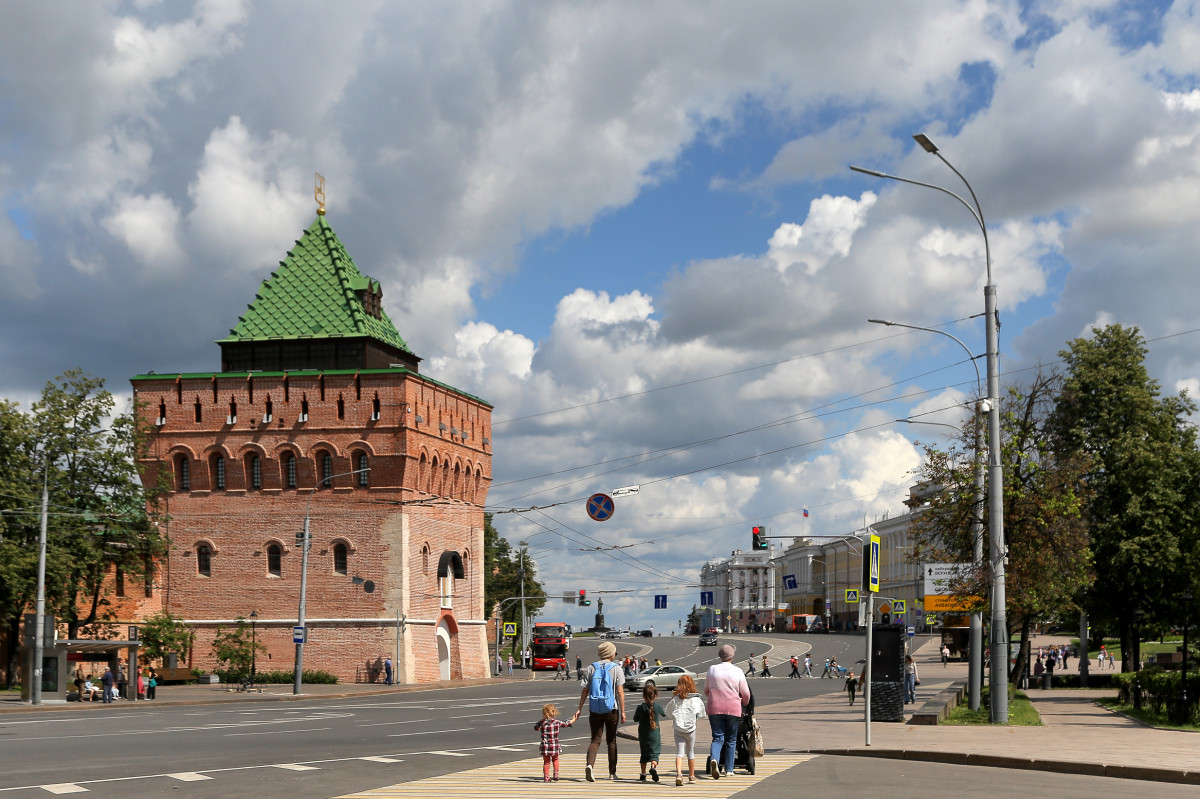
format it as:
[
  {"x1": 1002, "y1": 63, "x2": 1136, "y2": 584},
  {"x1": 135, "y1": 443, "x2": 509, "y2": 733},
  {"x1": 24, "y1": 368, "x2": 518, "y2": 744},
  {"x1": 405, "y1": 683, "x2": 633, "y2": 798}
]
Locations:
[{"x1": 588, "y1": 661, "x2": 618, "y2": 713}]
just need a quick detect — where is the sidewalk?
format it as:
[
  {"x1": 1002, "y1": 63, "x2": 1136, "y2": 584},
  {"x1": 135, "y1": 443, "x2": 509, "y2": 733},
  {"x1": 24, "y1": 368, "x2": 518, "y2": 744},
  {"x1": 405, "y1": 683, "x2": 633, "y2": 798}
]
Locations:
[{"x1": 760, "y1": 635, "x2": 1200, "y2": 785}]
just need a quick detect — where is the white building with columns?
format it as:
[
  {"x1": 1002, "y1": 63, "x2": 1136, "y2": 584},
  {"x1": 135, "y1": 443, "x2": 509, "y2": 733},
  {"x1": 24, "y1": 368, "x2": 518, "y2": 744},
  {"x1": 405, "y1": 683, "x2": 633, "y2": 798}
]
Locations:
[{"x1": 698, "y1": 546, "x2": 779, "y2": 633}]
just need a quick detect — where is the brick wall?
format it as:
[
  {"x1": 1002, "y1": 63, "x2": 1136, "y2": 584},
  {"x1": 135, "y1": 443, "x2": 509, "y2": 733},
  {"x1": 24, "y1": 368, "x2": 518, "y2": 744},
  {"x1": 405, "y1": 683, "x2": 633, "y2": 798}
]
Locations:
[{"x1": 131, "y1": 368, "x2": 492, "y2": 683}]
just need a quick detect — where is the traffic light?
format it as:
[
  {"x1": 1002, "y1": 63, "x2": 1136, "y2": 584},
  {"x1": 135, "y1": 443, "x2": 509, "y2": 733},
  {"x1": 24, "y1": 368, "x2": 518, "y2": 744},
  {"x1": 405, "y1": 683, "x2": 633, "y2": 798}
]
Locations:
[
  {"x1": 752, "y1": 526, "x2": 767, "y2": 550},
  {"x1": 578, "y1": 589, "x2": 591, "y2": 606}
]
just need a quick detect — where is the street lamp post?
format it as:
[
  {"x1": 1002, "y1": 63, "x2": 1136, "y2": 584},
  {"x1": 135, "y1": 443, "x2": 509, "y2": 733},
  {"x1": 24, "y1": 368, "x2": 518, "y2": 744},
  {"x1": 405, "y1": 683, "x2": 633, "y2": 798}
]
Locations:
[
  {"x1": 32, "y1": 449, "x2": 49, "y2": 706},
  {"x1": 853, "y1": 134, "x2": 1008, "y2": 722},
  {"x1": 294, "y1": 466, "x2": 369, "y2": 695},
  {"x1": 872, "y1": 318, "x2": 986, "y2": 712}
]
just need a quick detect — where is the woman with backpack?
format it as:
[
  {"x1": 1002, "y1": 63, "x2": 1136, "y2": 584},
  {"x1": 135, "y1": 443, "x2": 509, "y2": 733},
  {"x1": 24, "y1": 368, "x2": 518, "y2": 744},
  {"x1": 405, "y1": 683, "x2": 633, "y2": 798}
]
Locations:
[
  {"x1": 704, "y1": 644, "x2": 750, "y2": 779},
  {"x1": 666, "y1": 674, "x2": 706, "y2": 785},
  {"x1": 574, "y1": 640, "x2": 626, "y2": 782}
]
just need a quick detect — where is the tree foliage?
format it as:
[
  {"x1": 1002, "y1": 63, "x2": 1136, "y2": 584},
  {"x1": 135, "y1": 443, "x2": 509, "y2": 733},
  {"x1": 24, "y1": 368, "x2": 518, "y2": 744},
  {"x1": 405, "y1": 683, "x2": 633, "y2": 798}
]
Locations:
[
  {"x1": 0, "y1": 371, "x2": 168, "y2": 686},
  {"x1": 482, "y1": 513, "x2": 547, "y2": 652},
  {"x1": 1048, "y1": 325, "x2": 1200, "y2": 671},
  {"x1": 908, "y1": 370, "x2": 1093, "y2": 680},
  {"x1": 137, "y1": 612, "x2": 192, "y2": 664},
  {"x1": 210, "y1": 617, "x2": 263, "y2": 679}
]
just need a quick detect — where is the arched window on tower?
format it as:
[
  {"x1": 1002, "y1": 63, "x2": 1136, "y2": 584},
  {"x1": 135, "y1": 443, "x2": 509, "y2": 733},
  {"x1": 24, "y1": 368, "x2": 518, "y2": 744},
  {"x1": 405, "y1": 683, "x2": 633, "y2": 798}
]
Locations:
[
  {"x1": 320, "y1": 452, "x2": 333, "y2": 485},
  {"x1": 248, "y1": 454, "x2": 262, "y2": 490},
  {"x1": 176, "y1": 456, "x2": 190, "y2": 492},
  {"x1": 267, "y1": 544, "x2": 282, "y2": 577},
  {"x1": 212, "y1": 455, "x2": 226, "y2": 490},
  {"x1": 356, "y1": 452, "x2": 369, "y2": 486},
  {"x1": 333, "y1": 542, "x2": 348, "y2": 575},
  {"x1": 197, "y1": 544, "x2": 212, "y2": 577},
  {"x1": 283, "y1": 452, "x2": 297, "y2": 489}
]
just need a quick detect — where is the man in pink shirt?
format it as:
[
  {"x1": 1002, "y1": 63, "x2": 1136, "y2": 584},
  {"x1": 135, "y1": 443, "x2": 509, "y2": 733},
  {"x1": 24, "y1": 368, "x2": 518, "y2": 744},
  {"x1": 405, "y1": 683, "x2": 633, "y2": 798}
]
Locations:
[{"x1": 703, "y1": 644, "x2": 750, "y2": 778}]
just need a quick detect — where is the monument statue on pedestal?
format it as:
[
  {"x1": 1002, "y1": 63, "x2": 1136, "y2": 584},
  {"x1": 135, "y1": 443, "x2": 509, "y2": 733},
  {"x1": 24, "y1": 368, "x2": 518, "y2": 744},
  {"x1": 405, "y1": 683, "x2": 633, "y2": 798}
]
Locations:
[{"x1": 594, "y1": 596, "x2": 605, "y2": 631}]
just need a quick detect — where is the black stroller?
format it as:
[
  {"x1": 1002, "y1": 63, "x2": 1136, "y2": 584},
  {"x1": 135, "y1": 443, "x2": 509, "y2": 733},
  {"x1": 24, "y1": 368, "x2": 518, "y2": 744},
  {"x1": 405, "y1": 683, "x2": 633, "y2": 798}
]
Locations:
[{"x1": 706, "y1": 687, "x2": 757, "y2": 775}]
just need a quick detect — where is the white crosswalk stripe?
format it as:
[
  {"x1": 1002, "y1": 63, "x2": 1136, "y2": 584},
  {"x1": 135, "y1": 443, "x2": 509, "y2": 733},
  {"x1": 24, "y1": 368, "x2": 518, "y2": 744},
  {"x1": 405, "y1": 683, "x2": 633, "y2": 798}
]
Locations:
[{"x1": 336, "y1": 753, "x2": 818, "y2": 797}]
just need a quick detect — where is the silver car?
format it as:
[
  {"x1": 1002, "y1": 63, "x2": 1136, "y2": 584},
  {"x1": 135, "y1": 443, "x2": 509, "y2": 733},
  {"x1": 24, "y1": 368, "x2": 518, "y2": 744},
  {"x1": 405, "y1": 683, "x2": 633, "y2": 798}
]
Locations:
[{"x1": 625, "y1": 665, "x2": 696, "y2": 692}]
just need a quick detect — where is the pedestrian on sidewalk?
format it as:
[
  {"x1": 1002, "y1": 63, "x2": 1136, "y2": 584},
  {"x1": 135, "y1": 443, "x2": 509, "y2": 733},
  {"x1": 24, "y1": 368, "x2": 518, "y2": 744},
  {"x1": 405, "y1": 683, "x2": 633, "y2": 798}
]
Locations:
[
  {"x1": 803, "y1": 654, "x2": 814, "y2": 678},
  {"x1": 1097, "y1": 646, "x2": 1105, "y2": 670},
  {"x1": 845, "y1": 671, "x2": 859, "y2": 705},
  {"x1": 384, "y1": 656, "x2": 393, "y2": 686},
  {"x1": 534, "y1": 703, "x2": 577, "y2": 782},
  {"x1": 746, "y1": 654, "x2": 756, "y2": 678},
  {"x1": 496, "y1": 652, "x2": 503, "y2": 675},
  {"x1": 575, "y1": 640, "x2": 626, "y2": 783},
  {"x1": 789, "y1": 655, "x2": 800, "y2": 678},
  {"x1": 576, "y1": 654, "x2": 583, "y2": 680},
  {"x1": 761, "y1": 655, "x2": 771, "y2": 678},
  {"x1": 903, "y1": 656, "x2": 919, "y2": 704},
  {"x1": 667, "y1": 674, "x2": 706, "y2": 785},
  {"x1": 941, "y1": 644, "x2": 950, "y2": 667},
  {"x1": 704, "y1": 644, "x2": 750, "y2": 780},
  {"x1": 508, "y1": 654, "x2": 514, "y2": 675},
  {"x1": 101, "y1": 667, "x2": 115, "y2": 703},
  {"x1": 820, "y1": 658, "x2": 832, "y2": 678}
]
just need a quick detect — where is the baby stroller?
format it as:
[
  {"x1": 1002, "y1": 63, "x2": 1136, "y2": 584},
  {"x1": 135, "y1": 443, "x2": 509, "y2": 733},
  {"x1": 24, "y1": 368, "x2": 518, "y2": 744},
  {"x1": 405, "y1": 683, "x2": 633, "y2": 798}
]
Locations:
[{"x1": 706, "y1": 687, "x2": 757, "y2": 775}]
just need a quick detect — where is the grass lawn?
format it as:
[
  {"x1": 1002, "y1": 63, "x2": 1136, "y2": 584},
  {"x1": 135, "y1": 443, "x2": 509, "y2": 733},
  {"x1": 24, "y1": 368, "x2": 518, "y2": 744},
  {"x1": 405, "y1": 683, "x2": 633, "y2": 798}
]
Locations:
[
  {"x1": 944, "y1": 687, "x2": 1042, "y2": 726},
  {"x1": 1080, "y1": 637, "x2": 1186, "y2": 665},
  {"x1": 1096, "y1": 697, "x2": 1200, "y2": 731}
]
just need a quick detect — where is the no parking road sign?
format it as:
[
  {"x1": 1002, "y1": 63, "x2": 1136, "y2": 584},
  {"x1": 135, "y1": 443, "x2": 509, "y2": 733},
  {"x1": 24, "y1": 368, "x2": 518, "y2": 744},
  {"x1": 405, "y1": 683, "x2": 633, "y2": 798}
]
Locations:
[{"x1": 587, "y1": 493, "x2": 615, "y2": 522}]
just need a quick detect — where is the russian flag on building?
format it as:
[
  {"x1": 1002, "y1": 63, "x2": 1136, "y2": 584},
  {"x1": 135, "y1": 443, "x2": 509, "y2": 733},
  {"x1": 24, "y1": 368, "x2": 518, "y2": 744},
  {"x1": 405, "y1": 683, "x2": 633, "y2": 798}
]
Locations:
[{"x1": 803, "y1": 506, "x2": 809, "y2": 518}]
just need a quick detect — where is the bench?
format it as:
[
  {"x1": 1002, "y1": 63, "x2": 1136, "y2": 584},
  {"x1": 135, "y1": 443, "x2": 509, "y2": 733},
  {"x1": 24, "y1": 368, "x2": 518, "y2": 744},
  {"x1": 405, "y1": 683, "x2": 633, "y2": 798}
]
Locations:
[{"x1": 909, "y1": 680, "x2": 967, "y2": 725}]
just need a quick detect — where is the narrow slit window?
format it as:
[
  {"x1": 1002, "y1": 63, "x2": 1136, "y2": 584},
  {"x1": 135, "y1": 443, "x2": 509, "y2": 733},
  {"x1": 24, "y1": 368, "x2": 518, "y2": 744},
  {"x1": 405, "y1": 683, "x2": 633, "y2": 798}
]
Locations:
[
  {"x1": 197, "y1": 545, "x2": 212, "y2": 577},
  {"x1": 333, "y1": 543, "x2": 348, "y2": 575},
  {"x1": 267, "y1": 544, "x2": 282, "y2": 577},
  {"x1": 249, "y1": 455, "x2": 261, "y2": 490},
  {"x1": 213, "y1": 455, "x2": 226, "y2": 490},
  {"x1": 284, "y1": 453, "x2": 297, "y2": 488}
]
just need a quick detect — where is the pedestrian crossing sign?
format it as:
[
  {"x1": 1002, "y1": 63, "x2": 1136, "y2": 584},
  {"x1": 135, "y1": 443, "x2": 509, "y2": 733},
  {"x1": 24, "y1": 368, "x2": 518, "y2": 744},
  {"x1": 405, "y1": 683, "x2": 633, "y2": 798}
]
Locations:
[
  {"x1": 503, "y1": 622, "x2": 517, "y2": 636},
  {"x1": 892, "y1": 600, "x2": 906, "y2": 614},
  {"x1": 845, "y1": 589, "x2": 859, "y2": 604},
  {"x1": 926, "y1": 614, "x2": 936, "y2": 625}
]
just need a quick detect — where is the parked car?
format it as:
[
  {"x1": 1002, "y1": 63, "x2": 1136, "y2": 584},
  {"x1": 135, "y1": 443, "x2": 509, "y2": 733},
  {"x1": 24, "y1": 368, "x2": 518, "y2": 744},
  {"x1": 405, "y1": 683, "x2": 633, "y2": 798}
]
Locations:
[
  {"x1": 638, "y1": 630, "x2": 653, "y2": 637},
  {"x1": 602, "y1": 631, "x2": 620, "y2": 639},
  {"x1": 626, "y1": 665, "x2": 697, "y2": 692},
  {"x1": 699, "y1": 631, "x2": 719, "y2": 646}
]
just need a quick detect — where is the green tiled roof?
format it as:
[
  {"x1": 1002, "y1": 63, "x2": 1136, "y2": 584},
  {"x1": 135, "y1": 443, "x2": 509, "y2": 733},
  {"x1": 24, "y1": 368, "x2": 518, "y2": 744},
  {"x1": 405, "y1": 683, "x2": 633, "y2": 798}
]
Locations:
[{"x1": 217, "y1": 216, "x2": 413, "y2": 353}]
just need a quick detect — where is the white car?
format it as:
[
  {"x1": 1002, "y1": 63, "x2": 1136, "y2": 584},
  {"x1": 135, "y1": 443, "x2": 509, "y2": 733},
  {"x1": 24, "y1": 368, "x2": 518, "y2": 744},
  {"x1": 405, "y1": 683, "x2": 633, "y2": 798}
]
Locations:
[{"x1": 626, "y1": 665, "x2": 697, "y2": 692}]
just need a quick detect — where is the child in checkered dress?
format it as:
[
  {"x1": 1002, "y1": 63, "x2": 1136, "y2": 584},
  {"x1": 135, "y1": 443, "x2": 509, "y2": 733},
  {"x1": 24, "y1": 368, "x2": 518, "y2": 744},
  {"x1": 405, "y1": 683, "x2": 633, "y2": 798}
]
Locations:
[{"x1": 534, "y1": 703, "x2": 578, "y2": 782}]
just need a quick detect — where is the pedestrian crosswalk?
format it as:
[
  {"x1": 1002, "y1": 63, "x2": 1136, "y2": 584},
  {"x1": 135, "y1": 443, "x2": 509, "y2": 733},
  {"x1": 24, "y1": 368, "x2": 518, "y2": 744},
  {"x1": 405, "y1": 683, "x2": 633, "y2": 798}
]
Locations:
[{"x1": 336, "y1": 753, "x2": 819, "y2": 797}]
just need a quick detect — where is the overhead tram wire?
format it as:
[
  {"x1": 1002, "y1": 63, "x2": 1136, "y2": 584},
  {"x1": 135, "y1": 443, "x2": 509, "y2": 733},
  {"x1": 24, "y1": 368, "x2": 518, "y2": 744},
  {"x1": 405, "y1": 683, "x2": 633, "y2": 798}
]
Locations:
[{"x1": 490, "y1": 317, "x2": 981, "y2": 427}]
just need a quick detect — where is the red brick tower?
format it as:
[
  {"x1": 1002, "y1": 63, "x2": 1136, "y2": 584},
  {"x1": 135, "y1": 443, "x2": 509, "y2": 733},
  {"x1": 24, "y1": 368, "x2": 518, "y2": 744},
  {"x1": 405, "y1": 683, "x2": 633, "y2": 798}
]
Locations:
[{"x1": 131, "y1": 213, "x2": 492, "y2": 684}]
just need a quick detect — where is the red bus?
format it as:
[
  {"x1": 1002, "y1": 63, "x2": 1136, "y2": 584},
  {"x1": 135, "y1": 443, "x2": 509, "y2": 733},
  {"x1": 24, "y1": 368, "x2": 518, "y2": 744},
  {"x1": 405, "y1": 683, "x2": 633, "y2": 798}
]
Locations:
[{"x1": 531, "y1": 622, "x2": 569, "y2": 670}]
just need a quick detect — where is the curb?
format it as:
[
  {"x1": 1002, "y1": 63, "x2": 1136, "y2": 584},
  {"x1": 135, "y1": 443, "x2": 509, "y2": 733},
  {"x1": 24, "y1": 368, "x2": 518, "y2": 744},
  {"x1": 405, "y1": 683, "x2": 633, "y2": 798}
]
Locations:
[
  {"x1": 805, "y1": 748, "x2": 1200, "y2": 785},
  {"x1": 0, "y1": 675, "x2": 524, "y2": 715}
]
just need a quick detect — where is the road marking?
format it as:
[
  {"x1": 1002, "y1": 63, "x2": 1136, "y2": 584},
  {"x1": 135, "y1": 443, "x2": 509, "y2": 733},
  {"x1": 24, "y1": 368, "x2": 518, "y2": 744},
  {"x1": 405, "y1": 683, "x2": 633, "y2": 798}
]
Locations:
[
  {"x1": 449, "y1": 711, "x2": 507, "y2": 719},
  {"x1": 334, "y1": 753, "x2": 819, "y2": 797},
  {"x1": 490, "y1": 721, "x2": 536, "y2": 728},
  {"x1": 482, "y1": 746, "x2": 526, "y2": 752},
  {"x1": 39, "y1": 786, "x2": 88, "y2": 795},
  {"x1": 167, "y1": 773, "x2": 212, "y2": 781},
  {"x1": 359, "y1": 757, "x2": 404, "y2": 764},
  {"x1": 273, "y1": 764, "x2": 320, "y2": 771},
  {"x1": 226, "y1": 726, "x2": 333, "y2": 736},
  {"x1": 426, "y1": 751, "x2": 471, "y2": 757},
  {"x1": 388, "y1": 727, "x2": 471, "y2": 738},
  {"x1": 359, "y1": 718, "x2": 432, "y2": 728}
]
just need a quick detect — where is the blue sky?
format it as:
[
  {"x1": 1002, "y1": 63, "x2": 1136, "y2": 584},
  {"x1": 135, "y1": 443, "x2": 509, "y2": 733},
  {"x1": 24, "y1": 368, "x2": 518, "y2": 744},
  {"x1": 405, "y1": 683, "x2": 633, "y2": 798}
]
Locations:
[{"x1": 3, "y1": 1, "x2": 1200, "y2": 632}]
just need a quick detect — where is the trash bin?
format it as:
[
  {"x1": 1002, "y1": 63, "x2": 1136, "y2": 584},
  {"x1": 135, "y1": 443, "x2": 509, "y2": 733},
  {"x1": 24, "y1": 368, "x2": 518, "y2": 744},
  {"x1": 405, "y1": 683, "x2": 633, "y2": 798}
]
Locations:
[{"x1": 1042, "y1": 672, "x2": 1052, "y2": 690}]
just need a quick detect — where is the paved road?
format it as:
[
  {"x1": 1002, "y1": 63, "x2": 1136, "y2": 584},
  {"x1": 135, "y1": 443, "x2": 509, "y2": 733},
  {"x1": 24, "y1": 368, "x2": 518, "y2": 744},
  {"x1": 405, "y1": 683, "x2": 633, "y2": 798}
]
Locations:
[{"x1": 0, "y1": 633, "x2": 853, "y2": 798}]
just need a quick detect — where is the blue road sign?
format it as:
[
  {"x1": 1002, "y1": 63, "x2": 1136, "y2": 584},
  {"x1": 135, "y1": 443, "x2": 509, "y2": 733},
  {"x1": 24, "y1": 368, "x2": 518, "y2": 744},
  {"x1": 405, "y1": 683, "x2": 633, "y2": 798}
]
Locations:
[
  {"x1": 892, "y1": 599, "x2": 907, "y2": 614},
  {"x1": 586, "y1": 493, "x2": 615, "y2": 522},
  {"x1": 654, "y1": 594, "x2": 667, "y2": 609},
  {"x1": 782, "y1": 574, "x2": 798, "y2": 590},
  {"x1": 700, "y1": 591, "x2": 714, "y2": 606},
  {"x1": 293, "y1": 626, "x2": 306, "y2": 644}
]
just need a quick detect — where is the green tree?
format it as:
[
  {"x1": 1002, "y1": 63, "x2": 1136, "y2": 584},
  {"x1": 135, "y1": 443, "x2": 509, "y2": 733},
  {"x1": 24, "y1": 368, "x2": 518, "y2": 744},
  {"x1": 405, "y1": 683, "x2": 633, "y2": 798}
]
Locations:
[
  {"x1": 137, "y1": 612, "x2": 192, "y2": 665},
  {"x1": 1048, "y1": 325, "x2": 1200, "y2": 672},
  {"x1": 0, "y1": 399, "x2": 37, "y2": 686},
  {"x1": 481, "y1": 513, "x2": 547, "y2": 655},
  {"x1": 909, "y1": 371, "x2": 1093, "y2": 681},
  {"x1": 211, "y1": 617, "x2": 262, "y2": 680}
]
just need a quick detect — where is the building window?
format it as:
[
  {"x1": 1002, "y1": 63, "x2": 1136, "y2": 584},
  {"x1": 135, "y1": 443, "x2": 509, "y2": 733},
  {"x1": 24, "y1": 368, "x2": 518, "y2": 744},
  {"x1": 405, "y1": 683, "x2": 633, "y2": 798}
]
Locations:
[
  {"x1": 439, "y1": 575, "x2": 452, "y2": 608},
  {"x1": 194, "y1": 399, "x2": 202, "y2": 423},
  {"x1": 213, "y1": 455, "x2": 226, "y2": 490},
  {"x1": 284, "y1": 453, "x2": 297, "y2": 488},
  {"x1": 144, "y1": 556, "x2": 154, "y2": 598},
  {"x1": 337, "y1": 395, "x2": 345, "y2": 420},
  {"x1": 371, "y1": 395, "x2": 381, "y2": 421},
  {"x1": 356, "y1": 453, "x2": 369, "y2": 486},
  {"x1": 333, "y1": 542, "x2": 348, "y2": 575},
  {"x1": 115, "y1": 565, "x2": 125, "y2": 597},
  {"x1": 422, "y1": 544, "x2": 430, "y2": 575},
  {"x1": 197, "y1": 544, "x2": 212, "y2": 577},
  {"x1": 177, "y1": 456, "x2": 190, "y2": 491},
  {"x1": 320, "y1": 452, "x2": 333, "y2": 485},
  {"x1": 267, "y1": 544, "x2": 282, "y2": 577},
  {"x1": 249, "y1": 455, "x2": 261, "y2": 490}
]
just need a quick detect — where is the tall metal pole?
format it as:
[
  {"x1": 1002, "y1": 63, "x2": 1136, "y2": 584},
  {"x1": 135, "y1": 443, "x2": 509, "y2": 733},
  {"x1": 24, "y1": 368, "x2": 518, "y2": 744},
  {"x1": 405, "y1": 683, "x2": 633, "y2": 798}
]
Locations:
[
  {"x1": 864, "y1": 591, "x2": 874, "y2": 745},
  {"x1": 869, "y1": 318, "x2": 985, "y2": 712},
  {"x1": 32, "y1": 456, "x2": 48, "y2": 706},
  {"x1": 852, "y1": 133, "x2": 1007, "y2": 721},
  {"x1": 294, "y1": 467, "x2": 368, "y2": 695}
]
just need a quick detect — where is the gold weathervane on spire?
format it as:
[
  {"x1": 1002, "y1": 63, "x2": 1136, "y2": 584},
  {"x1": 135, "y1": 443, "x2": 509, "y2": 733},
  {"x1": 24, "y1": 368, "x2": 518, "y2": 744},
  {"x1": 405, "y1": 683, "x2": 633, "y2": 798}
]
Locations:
[{"x1": 314, "y1": 172, "x2": 326, "y2": 216}]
